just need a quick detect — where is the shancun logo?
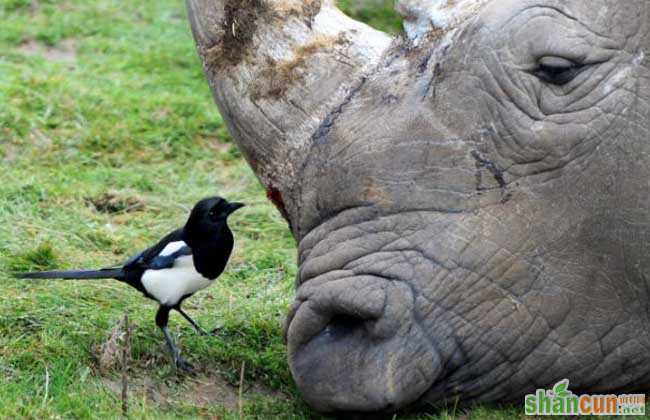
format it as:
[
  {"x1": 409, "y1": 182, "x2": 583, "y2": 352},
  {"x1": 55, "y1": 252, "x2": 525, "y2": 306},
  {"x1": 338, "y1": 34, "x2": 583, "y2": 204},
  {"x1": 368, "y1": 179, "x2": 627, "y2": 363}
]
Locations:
[{"x1": 524, "y1": 379, "x2": 645, "y2": 416}]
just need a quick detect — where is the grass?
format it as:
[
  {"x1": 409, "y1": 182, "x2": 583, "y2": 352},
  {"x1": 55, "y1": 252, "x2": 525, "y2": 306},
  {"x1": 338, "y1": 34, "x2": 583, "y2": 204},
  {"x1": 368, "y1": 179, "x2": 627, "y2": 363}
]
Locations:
[
  {"x1": 338, "y1": 0, "x2": 403, "y2": 33},
  {"x1": 0, "y1": 0, "x2": 646, "y2": 419}
]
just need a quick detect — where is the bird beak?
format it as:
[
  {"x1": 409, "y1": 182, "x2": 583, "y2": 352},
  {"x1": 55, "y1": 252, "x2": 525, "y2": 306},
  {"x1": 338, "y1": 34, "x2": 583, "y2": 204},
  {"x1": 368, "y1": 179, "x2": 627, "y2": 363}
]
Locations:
[{"x1": 226, "y1": 202, "x2": 245, "y2": 214}]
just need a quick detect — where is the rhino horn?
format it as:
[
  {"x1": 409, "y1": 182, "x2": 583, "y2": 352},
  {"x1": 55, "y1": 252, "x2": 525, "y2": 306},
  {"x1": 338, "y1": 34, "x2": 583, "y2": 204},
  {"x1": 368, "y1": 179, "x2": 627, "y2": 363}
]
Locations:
[{"x1": 185, "y1": 0, "x2": 392, "y2": 232}]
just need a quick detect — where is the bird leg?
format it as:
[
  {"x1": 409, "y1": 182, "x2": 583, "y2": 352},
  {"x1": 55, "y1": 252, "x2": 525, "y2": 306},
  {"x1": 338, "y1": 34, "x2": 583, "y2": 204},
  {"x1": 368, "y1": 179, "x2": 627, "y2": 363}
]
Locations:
[
  {"x1": 175, "y1": 306, "x2": 208, "y2": 336},
  {"x1": 155, "y1": 306, "x2": 193, "y2": 371}
]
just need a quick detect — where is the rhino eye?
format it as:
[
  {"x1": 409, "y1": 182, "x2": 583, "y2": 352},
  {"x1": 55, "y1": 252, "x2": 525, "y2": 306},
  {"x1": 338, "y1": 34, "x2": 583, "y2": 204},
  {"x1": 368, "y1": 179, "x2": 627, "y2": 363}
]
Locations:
[{"x1": 533, "y1": 56, "x2": 586, "y2": 86}]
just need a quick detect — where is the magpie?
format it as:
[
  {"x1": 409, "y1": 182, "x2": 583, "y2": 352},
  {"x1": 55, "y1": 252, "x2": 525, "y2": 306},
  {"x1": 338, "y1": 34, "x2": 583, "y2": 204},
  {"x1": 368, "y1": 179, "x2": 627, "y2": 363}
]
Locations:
[{"x1": 17, "y1": 196, "x2": 244, "y2": 371}]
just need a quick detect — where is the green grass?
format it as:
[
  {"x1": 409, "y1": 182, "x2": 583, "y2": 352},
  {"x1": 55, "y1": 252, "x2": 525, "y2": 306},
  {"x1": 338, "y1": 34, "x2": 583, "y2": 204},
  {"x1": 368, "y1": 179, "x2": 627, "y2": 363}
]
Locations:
[
  {"x1": 0, "y1": 0, "x2": 301, "y2": 417},
  {"x1": 338, "y1": 0, "x2": 403, "y2": 33},
  {"x1": 0, "y1": 0, "x2": 646, "y2": 419}
]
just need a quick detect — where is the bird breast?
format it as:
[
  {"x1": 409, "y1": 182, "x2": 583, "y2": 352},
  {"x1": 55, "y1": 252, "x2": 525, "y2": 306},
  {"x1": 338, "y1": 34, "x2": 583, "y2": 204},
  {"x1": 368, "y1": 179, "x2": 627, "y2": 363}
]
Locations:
[{"x1": 141, "y1": 255, "x2": 213, "y2": 306}]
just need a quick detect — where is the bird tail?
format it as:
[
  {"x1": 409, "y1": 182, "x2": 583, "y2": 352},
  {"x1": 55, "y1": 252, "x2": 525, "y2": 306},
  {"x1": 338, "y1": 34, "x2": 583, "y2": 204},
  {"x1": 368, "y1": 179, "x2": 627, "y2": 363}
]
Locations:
[{"x1": 16, "y1": 268, "x2": 124, "y2": 280}]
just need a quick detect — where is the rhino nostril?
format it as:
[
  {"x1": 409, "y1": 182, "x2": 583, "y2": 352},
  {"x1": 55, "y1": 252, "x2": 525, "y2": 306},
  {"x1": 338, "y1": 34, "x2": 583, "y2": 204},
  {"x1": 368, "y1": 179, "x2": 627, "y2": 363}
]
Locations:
[
  {"x1": 323, "y1": 314, "x2": 367, "y2": 340},
  {"x1": 287, "y1": 276, "x2": 391, "y2": 347},
  {"x1": 288, "y1": 278, "x2": 442, "y2": 412}
]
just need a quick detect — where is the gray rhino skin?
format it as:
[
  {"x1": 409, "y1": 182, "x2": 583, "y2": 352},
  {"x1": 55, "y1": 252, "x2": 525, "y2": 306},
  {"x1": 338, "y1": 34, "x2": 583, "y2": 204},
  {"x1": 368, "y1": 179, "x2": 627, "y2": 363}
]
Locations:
[{"x1": 185, "y1": 0, "x2": 650, "y2": 413}]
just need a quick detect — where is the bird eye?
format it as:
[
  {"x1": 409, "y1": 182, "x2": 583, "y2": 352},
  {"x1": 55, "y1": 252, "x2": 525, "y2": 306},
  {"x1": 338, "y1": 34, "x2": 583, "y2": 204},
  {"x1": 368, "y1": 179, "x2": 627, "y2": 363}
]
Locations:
[
  {"x1": 532, "y1": 56, "x2": 586, "y2": 86},
  {"x1": 208, "y1": 202, "x2": 224, "y2": 219}
]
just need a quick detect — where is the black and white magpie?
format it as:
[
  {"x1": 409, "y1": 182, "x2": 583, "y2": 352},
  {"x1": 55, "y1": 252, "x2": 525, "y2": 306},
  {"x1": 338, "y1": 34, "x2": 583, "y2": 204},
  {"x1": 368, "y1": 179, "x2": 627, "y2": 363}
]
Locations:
[{"x1": 17, "y1": 196, "x2": 244, "y2": 371}]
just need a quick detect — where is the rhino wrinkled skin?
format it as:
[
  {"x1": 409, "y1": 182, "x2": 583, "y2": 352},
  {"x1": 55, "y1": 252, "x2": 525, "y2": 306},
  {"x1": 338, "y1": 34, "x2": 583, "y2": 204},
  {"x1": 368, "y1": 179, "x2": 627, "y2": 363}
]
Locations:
[{"x1": 186, "y1": 0, "x2": 650, "y2": 413}]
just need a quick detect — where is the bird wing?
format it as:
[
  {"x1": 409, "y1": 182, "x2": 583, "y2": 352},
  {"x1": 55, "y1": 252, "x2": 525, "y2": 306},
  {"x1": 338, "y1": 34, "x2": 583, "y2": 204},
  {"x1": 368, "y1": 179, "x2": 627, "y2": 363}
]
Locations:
[
  {"x1": 123, "y1": 228, "x2": 190, "y2": 271},
  {"x1": 148, "y1": 245, "x2": 192, "y2": 269}
]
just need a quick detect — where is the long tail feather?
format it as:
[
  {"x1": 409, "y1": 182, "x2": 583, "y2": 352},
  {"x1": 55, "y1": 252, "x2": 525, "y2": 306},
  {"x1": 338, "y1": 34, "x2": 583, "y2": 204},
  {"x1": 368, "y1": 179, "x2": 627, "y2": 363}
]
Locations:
[{"x1": 16, "y1": 268, "x2": 124, "y2": 280}]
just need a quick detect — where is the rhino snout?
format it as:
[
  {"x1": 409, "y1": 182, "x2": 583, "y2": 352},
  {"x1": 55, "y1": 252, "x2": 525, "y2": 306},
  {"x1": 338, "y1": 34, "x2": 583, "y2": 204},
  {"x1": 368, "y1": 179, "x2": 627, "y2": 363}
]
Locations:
[{"x1": 285, "y1": 275, "x2": 441, "y2": 413}]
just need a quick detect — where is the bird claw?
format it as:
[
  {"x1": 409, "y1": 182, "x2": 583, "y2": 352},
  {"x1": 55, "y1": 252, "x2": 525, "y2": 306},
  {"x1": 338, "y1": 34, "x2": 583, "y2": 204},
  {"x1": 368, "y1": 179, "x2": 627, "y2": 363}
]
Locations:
[{"x1": 175, "y1": 357, "x2": 194, "y2": 372}]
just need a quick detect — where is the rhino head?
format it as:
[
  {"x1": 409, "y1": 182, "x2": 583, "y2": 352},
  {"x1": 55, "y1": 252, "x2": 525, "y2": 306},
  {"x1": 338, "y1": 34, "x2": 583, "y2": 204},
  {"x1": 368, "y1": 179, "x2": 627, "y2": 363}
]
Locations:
[{"x1": 185, "y1": 0, "x2": 650, "y2": 413}]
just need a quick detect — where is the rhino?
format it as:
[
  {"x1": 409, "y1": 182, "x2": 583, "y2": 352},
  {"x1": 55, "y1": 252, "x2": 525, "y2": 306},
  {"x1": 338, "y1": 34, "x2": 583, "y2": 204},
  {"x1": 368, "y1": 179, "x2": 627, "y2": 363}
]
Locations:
[{"x1": 185, "y1": 0, "x2": 650, "y2": 413}]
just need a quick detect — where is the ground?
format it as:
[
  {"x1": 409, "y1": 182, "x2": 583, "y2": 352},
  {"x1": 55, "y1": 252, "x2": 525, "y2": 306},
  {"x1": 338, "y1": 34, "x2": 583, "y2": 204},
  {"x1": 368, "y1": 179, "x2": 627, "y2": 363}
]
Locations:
[{"x1": 0, "y1": 0, "x2": 645, "y2": 418}]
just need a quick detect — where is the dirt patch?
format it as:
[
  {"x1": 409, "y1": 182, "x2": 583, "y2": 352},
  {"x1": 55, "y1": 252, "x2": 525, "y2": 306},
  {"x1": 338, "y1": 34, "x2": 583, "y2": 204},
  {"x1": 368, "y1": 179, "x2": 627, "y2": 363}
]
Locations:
[
  {"x1": 87, "y1": 191, "x2": 145, "y2": 214},
  {"x1": 1, "y1": 141, "x2": 18, "y2": 163},
  {"x1": 29, "y1": 128, "x2": 53, "y2": 149},
  {"x1": 0, "y1": 363, "x2": 17, "y2": 381},
  {"x1": 301, "y1": 0, "x2": 322, "y2": 23},
  {"x1": 19, "y1": 38, "x2": 77, "y2": 63},
  {"x1": 205, "y1": 0, "x2": 271, "y2": 69},
  {"x1": 270, "y1": 0, "x2": 321, "y2": 25},
  {"x1": 204, "y1": 0, "x2": 324, "y2": 71},
  {"x1": 96, "y1": 316, "x2": 130, "y2": 373},
  {"x1": 94, "y1": 317, "x2": 289, "y2": 410},
  {"x1": 250, "y1": 34, "x2": 342, "y2": 100},
  {"x1": 102, "y1": 372, "x2": 288, "y2": 411}
]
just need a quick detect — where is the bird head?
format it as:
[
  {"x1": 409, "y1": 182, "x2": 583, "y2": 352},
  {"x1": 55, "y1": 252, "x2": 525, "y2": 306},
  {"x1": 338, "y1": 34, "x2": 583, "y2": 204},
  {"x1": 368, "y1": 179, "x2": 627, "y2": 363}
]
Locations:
[{"x1": 185, "y1": 196, "x2": 245, "y2": 238}]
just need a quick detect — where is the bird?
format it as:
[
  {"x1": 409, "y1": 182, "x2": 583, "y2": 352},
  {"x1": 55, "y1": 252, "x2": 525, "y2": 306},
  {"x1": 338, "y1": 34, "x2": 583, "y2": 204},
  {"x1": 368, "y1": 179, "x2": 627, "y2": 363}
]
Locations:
[{"x1": 16, "y1": 196, "x2": 245, "y2": 371}]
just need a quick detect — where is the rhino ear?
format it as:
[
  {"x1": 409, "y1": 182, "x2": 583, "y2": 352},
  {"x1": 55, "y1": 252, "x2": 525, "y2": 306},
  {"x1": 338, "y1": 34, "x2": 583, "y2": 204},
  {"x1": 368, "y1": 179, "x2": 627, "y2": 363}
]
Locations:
[{"x1": 186, "y1": 0, "x2": 392, "y2": 228}]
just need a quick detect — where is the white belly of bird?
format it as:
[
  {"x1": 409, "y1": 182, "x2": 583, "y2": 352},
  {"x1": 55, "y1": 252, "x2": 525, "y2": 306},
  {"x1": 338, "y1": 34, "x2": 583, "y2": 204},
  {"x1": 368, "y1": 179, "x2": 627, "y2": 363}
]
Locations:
[{"x1": 141, "y1": 255, "x2": 212, "y2": 306}]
